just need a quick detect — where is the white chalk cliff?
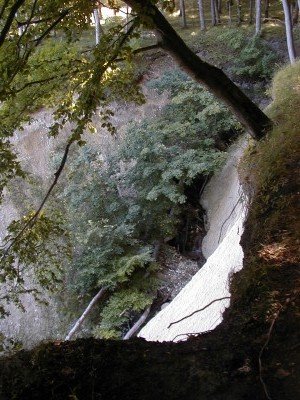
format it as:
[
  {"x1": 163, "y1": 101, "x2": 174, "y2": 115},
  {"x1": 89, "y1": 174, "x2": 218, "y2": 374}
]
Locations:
[{"x1": 139, "y1": 137, "x2": 248, "y2": 342}]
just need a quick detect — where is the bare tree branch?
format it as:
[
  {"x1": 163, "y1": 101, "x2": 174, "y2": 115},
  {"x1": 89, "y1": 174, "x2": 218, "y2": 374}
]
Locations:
[
  {"x1": 123, "y1": 306, "x2": 151, "y2": 340},
  {"x1": 33, "y1": 8, "x2": 70, "y2": 46},
  {"x1": 0, "y1": 0, "x2": 26, "y2": 47},
  {"x1": 115, "y1": 43, "x2": 161, "y2": 62},
  {"x1": 168, "y1": 297, "x2": 230, "y2": 329},
  {"x1": 11, "y1": 71, "x2": 78, "y2": 94},
  {"x1": 65, "y1": 287, "x2": 108, "y2": 341},
  {"x1": 0, "y1": 139, "x2": 73, "y2": 263},
  {"x1": 17, "y1": 0, "x2": 39, "y2": 45},
  {"x1": 0, "y1": 0, "x2": 10, "y2": 21}
]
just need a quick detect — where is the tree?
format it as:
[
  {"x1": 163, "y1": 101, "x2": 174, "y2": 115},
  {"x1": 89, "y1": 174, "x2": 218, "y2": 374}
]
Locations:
[
  {"x1": 249, "y1": 0, "x2": 254, "y2": 24},
  {"x1": 125, "y1": 0, "x2": 272, "y2": 139},
  {"x1": 236, "y1": 0, "x2": 242, "y2": 25},
  {"x1": 282, "y1": 0, "x2": 297, "y2": 63},
  {"x1": 0, "y1": 0, "x2": 272, "y2": 200},
  {"x1": 264, "y1": 0, "x2": 269, "y2": 19},
  {"x1": 211, "y1": 0, "x2": 217, "y2": 25},
  {"x1": 93, "y1": 7, "x2": 102, "y2": 44},
  {"x1": 179, "y1": 0, "x2": 187, "y2": 28},
  {"x1": 255, "y1": 0, "x2": 262, "y2": 35},
  {"x1": 197, "y1": 0, "x2": 206, "y2": 31},
  {"x1": 0, "y1": 0, "x2": 273, "y2": 330}
]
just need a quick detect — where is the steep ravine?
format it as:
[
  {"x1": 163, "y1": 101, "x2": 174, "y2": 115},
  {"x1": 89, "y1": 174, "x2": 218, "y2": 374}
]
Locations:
[
  {"x1": 0, "y1": 75, "x2": 170, "y2": 349},
  {"x1": 139, "y1": 136, "x2": 248, "y2": 341}
]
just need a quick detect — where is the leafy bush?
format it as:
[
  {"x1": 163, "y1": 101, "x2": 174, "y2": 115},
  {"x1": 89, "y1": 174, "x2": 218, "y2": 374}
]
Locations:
[
  {"x1": 217, "y1": 28, "x2": 280, "y2": 80},
  {"x1": 230, "y1": 37, "x2": 279, "y2": 80}
]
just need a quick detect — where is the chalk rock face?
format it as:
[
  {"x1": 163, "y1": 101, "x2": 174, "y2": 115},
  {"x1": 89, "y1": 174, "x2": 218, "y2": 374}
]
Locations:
[
  {"x1": 138, "y1": 211, "x2": 245, "y2": 342},
  {"x1": 138, "y1": 138, "x2": 248, "y2": 342},
  {"x1": 201, "y1": 137, "x2": 248, "y2": 259}
]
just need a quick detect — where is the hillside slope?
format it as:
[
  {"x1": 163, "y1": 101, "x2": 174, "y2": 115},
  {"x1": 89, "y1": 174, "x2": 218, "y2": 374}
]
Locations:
[{"x1": 0, "y1": 61, "x2": 299, "y2": 400}]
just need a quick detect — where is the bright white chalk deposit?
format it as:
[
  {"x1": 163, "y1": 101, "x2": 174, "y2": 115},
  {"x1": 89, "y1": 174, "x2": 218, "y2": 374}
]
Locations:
[{"x1": 139, "y1": 138, "x2": 248, "y2": 342}]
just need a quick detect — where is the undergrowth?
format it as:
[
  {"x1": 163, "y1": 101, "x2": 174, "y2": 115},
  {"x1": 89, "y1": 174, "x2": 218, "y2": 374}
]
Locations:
[{"x1": 232, "y1": 61, "x2": 300, "y2": 323}]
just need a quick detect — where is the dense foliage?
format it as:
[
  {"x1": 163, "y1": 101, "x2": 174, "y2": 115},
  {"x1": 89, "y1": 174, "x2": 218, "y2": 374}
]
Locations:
[
  {"x1": 0, "y1": 0, "x2": 296, "y2": 344},
  {"x1": 60, "y1": 69, "x2": 238, "y2": 337}
]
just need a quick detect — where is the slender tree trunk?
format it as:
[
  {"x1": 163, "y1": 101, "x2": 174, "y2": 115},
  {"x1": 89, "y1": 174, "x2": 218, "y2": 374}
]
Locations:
[
  {"x1": 236, "y1": 0, "x2": 242, "y2": 25},
  {"x1": 293, "y1": 1, "x2": 299, "y2": 24},
  {"x1": 179, "y1": 0, "x2": 187, "y2": 28},
  {"x1": 282, "y1": 0, "x2": 297, "y2": 63},
  {"x1": 228, "y1": 0, "x2": 232, "y2": 24},
  {"x1": 98, "y1": 3, "x2": 103, "y2": 19},
  {"x1": 125, "y1": 5, "x2": 130, "y2": 33},
  {"x1": 264, "y1": 0, "x2": 269, "y2": 19},
  {"x1": 123, "y1": 306, "x2": 151, "y2": 340},
  {"x1": 198, "y1": 0, "x2": 206, "y2": 30},
  {"x1": 215, "y1": 0, "x2": 221, "y2": 23},
  {"x1": 125, "y1": 0, "x2": 273, "y2": 139},
  {"x1": 93, "y1": 8, "x2": 102, "y2": 45},
  {"x1": 211, "y1": 0, "x2": 217, "y2": 25},
  {"x1": 255, "y1": 0, "x2": 262, "y2": 35},
  {"x1": 65, "y1": 287, "x2": 108, "y2": 341},
  {"x1": 249, "y1": 0, "x2": 254, "y2": 24},
  {"x1": 218, "y1": 0, "x2": 223, "y2": 13}
]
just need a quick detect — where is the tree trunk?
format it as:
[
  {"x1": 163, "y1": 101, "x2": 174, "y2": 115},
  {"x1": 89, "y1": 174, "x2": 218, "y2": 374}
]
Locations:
[
  {"x1": 125, "y1": 0, "x2": 272, "y2": 140},
  {"x1": 211, "y1": 0, "x2": 217, "y2": 25},
  {"x1": 228, "y1": 0, "x2": 232, "y2": 24},
  {"x1": 290, "y1": 2, "x2": 294, "y2": 26},
  {"x1": 65, "y1": 287, "x2": 108, "y2": 341},
  {"x1": 179, "y1": 0, "x2": 187, "y2": 28},
  {"x1": 215, "y1": 0, "x2": 221, "y2": 23},
  {"x1": 293, "y1": 1, "x2": 299, "y2": 24},
  {"x1": 255, "y1": 0, "x2": 261, "y2": 35},
  {"x1": 93, "y1": 8, "x2": 102, "y2": 45},
  {"x1": 218, "y1": 0, "x2": 223, "y2": 13},
  {"x1": 125, "y1": 5, "x2": 130, "y2": 33},
  {"x1": 98, "y1": 3, "x2": 103, "y2": 19},
  {"x1": 236, "y1": 0, "x2": 242, "y2": 25},
  {"x1": 249, "y1": 0, "x2": 254, "y2": 24},
  {"x1": 123, "y1": 306, "x2": 151, "y2": 340},
  {"x1": 264, "y1": 0, "x2": 269, "y2": 19},
  {"x1": 282, "y1": 0, "x2": 297, "y2": 63},
  {"x1": 198, "y1": 0, "x2": 206, "y2": 31}
]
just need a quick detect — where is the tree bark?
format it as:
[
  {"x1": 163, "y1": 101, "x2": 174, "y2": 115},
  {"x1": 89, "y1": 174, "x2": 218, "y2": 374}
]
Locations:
[
  {"x1": 215, "y1": 0, "x2": 221, "y2": 23},
  {"x1": 218, "y1": 0, "x2": 223, "y2": 13},
  {"x1": 0, "y1": 0, "x2": 26, "y2": 46},
  {"x1": 255, "y1": 0, "x2": 262, "y2": 35},
  {"x1": 227, "y1": 0, "x2": 232, "y2": 24},
  {"x1": 125, "y1": 0, "x2": 273, "y2": 139},
  {"x1": 293, "y1": 1, "x2": 299, "y2": 24},
  {"x1": 123, "y1": 306, "x2": 151, "y2": 340},
  {"x1": 282, "y1": 0, "x2": 297, "y2": 63},
  {"x1": 211, "y1": 0, "x2": 217, "y2": 25},
  {"x1": 264, "y1": 0, "x2": 269, "y2": 19},
  {"x1": 249, "y1": 0, "x2": 254, "y2": 24},
  {"x1": 65, "y1": 287, "x2": 108, "y2": 341},
  {"x1": 179, "y1": 0, "x2": 187, "y2": 28},
  {"x1": 93, "y1": 8, "x2": 102, "y2": 45},
  {"x1": 236, "y1": 0, "x2": 242, "y2": 25},
  {"x1": 198, "y1": 0, "x2": 206, "y2": 31}
]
